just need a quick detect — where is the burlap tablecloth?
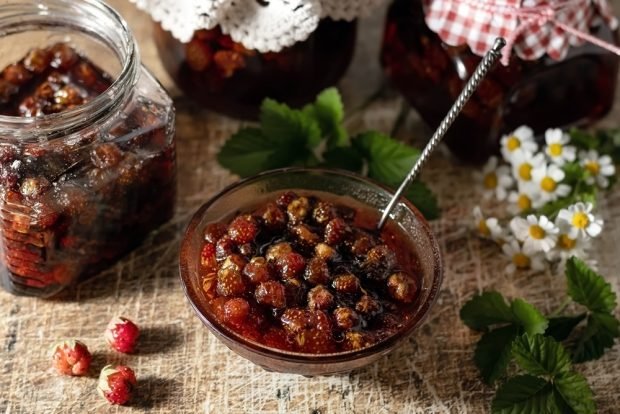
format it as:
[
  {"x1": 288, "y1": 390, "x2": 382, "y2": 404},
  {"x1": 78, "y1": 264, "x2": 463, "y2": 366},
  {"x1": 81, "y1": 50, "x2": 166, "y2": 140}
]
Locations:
[{"x1": 1, "y1": 1, "x2": 619, "y2": 412}]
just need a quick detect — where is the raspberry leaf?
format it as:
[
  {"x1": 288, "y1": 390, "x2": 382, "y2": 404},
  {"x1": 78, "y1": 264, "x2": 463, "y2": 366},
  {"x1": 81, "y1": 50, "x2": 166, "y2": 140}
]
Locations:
[
  {"x1": 322, "y1": 146, "x2": 364, "y2": 172},
  {"x1": 566, "y1": 256, "x2": 617, "y2": 314},
  {"x1": 491, "y1": 375, "x2": 554, "y2": 414},
  {"x1": 304, "y1": 88, "x2": 348, "y2": 149},
  {"x1": 545, "y1": 314, "x2": 586, "y2": 342},
  {"x1": 553, "y1": 371, "x2": 596, "y2": 414},
  {"x1": 261, "y1": 98, "x2": 322, "y2": 150},
  {"x1": 460, "y1": 291, "x2": 515, "y2": 331},
  {"x1": 571, "y1": 311, "x2": 620, "y2": 363},
  {"x1": 474, "y1": 324, "x2": 519, "y2": 384},
  {"x1": 405, "y1": 181, "x2": 440, "y2": 220},
  {"x1": 511, "y1": 299, "x2": 549, "y2": 336},
  {"x1": 511, "y1": 334, "x2": 571, "y2": 377}
]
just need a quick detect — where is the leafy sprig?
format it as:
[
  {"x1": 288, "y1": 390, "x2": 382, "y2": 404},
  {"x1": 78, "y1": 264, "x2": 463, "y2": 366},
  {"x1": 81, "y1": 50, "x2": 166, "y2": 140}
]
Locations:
[
  {"x1": 460, "y1": 257, "x2": 619, "y2": 413},
  {"x1": 217, "y1": 88, "x2": 440, "y2": 219}
]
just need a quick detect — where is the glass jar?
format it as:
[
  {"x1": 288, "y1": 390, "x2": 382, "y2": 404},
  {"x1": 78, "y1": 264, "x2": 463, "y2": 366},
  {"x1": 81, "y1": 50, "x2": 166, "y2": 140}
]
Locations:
[
  {"x1": 381, "y1": 0, "x2": 619, "y2": 164},
  {"x1": 0, "y1": 0, "x2": 176, "y2": 297},
  {"x1": 154, "y1": 21, "x2": 357, "y2": 119}
]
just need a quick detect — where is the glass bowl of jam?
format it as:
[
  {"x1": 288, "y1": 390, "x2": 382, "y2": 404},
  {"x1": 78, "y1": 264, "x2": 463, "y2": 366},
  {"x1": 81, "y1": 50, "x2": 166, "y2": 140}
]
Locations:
[
  {"x1": 179, "y1": 169, "x2": 442, "y2": 375},
  {"x1": 0, "y1": 0, "x2": 176, "y2": 297},
  {"x1": 153, "y1": 21, "x2": 357, "y2": 119},
  {"x1": 380, "y1": 0, "x2": 619, "y2": 163}
]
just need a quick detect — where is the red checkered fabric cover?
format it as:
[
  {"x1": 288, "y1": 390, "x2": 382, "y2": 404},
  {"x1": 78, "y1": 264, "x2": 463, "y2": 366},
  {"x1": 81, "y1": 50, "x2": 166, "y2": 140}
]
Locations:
[{"x1": 423, "y1": 0, "x2": 618, "y2": 63}]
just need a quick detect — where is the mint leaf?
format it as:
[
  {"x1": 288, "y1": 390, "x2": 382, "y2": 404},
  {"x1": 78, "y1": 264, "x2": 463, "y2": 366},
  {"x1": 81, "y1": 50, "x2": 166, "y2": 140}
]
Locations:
[
  {"x1": 475, "y1": 325, "x2": 519, "y2": 384},
  {"x1": 322, "y1": 146, "x2": 363, "y2": 172},
  {"x1": 460, "y1": 292, "x2": 515, "y2": 331},
  {"x1": 217, "y1": 128, "x2": 303, "y2": 177},
  {"x1": 572, "y1": 311, "x2": 620, "y2": 363},
  {"x1": 566, "y1": 257, "x2": 617, "y2": 313},
  {"x1": 261, "y1": 99, "x2": 322, "y2": 149},
  {"x1": 511, "y1": 334, "x2": 572, "y2": 377},
  {"x1": 305, "y1": 88, "x2": 348, "y2": 149},
  {"x1": 492, "y1": 375, "x2": 554, "y2": 414},
  {"x1": 546, "y1": 315, "x2": 586, "y2": 342},
  {"x1": 511, "y1": 299, "x2": 549, "y2": 336},
  {"x1": 553, "y1": 372, "x2": 596, "y2": 414},
  {"x1": 353, "y1": 131, "x2": 420, "y2": 186},
  {"x1": 405, "y1": 181, "x2": 440, "y2": 220}
]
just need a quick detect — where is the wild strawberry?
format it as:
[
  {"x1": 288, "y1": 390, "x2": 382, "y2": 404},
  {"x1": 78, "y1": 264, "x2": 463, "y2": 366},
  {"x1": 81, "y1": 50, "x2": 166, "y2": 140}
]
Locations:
[
  {"x1": 333, "y1": 307, "x2": 360, "y2": 330},
  {"x1": 387, "y1": 272, "x2": 419, "y2": 303},
  {"x1": 303, "y1": 257, "x2": 330, "y2": 285},
  {"x1": 97, "y1": 365, "x2": 137, "y2": 405},
  {"x1": 223, "y1": 298, "x2": 251, "y2": 326},
  {"x1": 227, "y1": 214, "x2": 258, "y2": 245},
  {"x1": 312, "y1": 201, "x2": 336, "y2": 225},
  {"x1": 256, "y1": 202, "x2": 287, "y2": 231},
  {"x1": 286, "y1": 197, "x2": 310, "y2": 224},
  {"x1": 255, "y1": 280, "x2": 287, "y2": 309},
  {"x1": 51, "y1": 340, "x2": 92, "y2": 376},
  {"x1": 215, "y1": 235, "x2": 236, "y2": 260},
  {"x1": 275, "y1": 252, "x2": 306, "y2": 280},
  {"x1": 290, "y1": 224, "x2": 320, "y2": 248},
  {"x1": 276, "y1": 191, "x2": 298, "y2": 208},
  {"x1": 243, "y1": 257, "x2": 272, "y2": 284},
  {"x1": 104, "y1": 317, "x2": 140, "y2": 353},
  {"x1": 200, "y1": 242, "x2": 217, "y2": 272},
  {"x1": 203, "y1": 223, "x2": 227, "y2": 244},
  {"x1": 307, "y1": 285, "x2": 334, "y2": 310},
  {"x1": 324, "y1": 217, "x2": 349, "y2": 245},
  {"x1": 332, "y1": 273, "x2": 360, "y2": 294}
]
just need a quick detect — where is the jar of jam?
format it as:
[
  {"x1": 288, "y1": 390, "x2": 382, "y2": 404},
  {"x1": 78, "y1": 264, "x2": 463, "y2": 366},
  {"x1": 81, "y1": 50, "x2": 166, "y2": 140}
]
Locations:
[
  {"x1": 154, "y1": 20, "x2": 357, "y2": 119},
  {"x1": 0, "y1": 0, "x2": 176, "y2": 297},
  {"x1": 381, "y1": 0, "x2": 619, "y2": 163}
]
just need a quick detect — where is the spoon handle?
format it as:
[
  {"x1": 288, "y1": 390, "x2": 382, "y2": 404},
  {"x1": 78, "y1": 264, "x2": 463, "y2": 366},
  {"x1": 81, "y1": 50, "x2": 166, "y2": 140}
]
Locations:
[{"x1": 377, "y1": 37, "x2": 506, "y2": 230}]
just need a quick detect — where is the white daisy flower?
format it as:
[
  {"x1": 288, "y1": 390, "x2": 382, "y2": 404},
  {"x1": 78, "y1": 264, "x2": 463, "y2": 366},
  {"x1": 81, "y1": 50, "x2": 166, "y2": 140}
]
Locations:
[
  {"x1": 500, "y1": 126, "x2": 537, "y2": 162},
  {"x1": 531, "y1": 164, "x2": 572, "y2": 203},
  {"x1": 547, "y1": 219, "x2": 589, "y2": 262},
  {"x1": 556, "y1": 202, "x2": 603, "y2": 239},
  {"x1": 510, "y1": 214, "x2": 559, "y2": 254},
  {"x1": 502, "y1": 239, "x2": 546, "y2": 274},
  {"x1": 507, "y1": 189, "x2": 534, "y2": 214},
  {"x1": 509, "y1": 148, "x2": 546, "y2": 184},
  {"x1": 474, "y1": 156, "x2": 514, "y2": 201},
  {"x1": 544, "y1": 128, "x2": 576, "y2": 166},
  {"x1": 579, "y1": 149, "x2": 616, "y2": 188},
  {"x1": 473, "y1": 206, "x2": 504, "y2": 241}
]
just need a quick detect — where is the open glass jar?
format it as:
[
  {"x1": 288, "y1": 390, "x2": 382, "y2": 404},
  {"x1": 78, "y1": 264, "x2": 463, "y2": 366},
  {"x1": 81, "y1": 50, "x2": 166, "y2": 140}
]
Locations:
[
  {"x1": 154, "y1": 20, "x2": 357, "y2": 119},
  {"x1": 381, "y1": 0, "x2": 619, "y2": 164},
  {"x1": 0, "y1": 0, "x2": 176, "y2": 297}
]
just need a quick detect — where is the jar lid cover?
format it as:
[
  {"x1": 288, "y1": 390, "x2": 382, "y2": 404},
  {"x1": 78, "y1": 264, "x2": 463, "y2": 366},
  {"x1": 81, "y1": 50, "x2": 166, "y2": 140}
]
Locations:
[
  {"x1": 424, "y1": 0, "x2": 618, "y2": 64},
  {"x1": 129, "y1": 0, "x2": 385, "y2": 51}
]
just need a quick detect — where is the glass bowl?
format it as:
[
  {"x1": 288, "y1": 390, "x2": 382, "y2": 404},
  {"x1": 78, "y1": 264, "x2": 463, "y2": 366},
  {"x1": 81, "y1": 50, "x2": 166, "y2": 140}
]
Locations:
[{"x1": 179, "y1": 168, "x2": 443, "y2": 376}]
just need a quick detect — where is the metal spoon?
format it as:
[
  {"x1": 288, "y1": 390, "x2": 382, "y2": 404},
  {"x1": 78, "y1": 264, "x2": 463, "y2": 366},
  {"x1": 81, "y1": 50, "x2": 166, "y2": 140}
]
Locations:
[{"x1": 377, "y1": 37, "x2": 506, "y2": 230}]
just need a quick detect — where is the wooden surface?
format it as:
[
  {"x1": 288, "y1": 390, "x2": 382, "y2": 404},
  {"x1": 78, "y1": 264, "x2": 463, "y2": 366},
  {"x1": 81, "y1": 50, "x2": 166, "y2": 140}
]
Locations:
[{"x1": 1, "y1": 1, "x2": 620, "y2": 413}]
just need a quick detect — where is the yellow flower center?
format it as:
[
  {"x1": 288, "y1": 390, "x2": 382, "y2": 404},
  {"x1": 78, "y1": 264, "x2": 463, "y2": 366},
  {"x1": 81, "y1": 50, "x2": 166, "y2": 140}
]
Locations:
[
  {"x1": 549, "y1": 143, "x2": 563, "y2": 157},
  {"x1": 478, "y1": 220, "x2": 490, "y2": 236},
  {"x1": 585, "y1": 161, "x2": 600, "y2": 176},
  {"x1": 529, "y1": 225, "x2": 546, "y2": 240},
  {"x1": 483, "y1": 172, "x2": 498, "y2": 189},
  {"x1": 507, "y1": 136, "x2": 521, "y2": 151},
  {"x1": 558, "y1": 234, "x2": 577, "y2": 250},
  {"x1": 513, "y1": 253, "x2": 531, "y2": 269},
  {"x1": 572, "y1": 212, "x2": 590, "y2": 229},
  {"x1": 541, "y1": 177, "x2": 557, "y2": 192},
  {"x1": 518, "y1": 194, "x2": 532, "y2": 211},
  {"x1": 518, "y1": 163, "x2": 532, "y2": 181}
]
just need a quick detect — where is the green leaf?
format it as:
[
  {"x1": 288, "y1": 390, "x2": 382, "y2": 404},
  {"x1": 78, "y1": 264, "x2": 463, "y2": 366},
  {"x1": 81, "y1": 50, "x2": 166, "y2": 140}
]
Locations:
[
  {"x1": 474, "y1": 325, "x2": 519, "y2": 384},
  {"x1": 305, "y1": 88, "x2": 348, "y2": 149},
  {"x1": 511, "y1": 334, "x2": 572, "y2": 377},
  {"x1": 460, "y1": 292, "x2": 515, "y2": 331},
  {"x1": 353, "y1": 131, "x2": 420, "y2": 186},
  {"x1": 260, "y1": 98, "x2": 322, "y2": 149},
  {"x1": 553, "y1": 371, "x2": 596, "y2": 414},
  {"x1": 322, "y1": 146, "x2": 364, "y2": 172},
  {"x1": 217, "y1": 127, "x2": 307, "y2": 177},
  {"x1": 572, "y1": 311, "x2": 620, "y2": 363},
  {"x1": 562, "y1": 162, "x2": 587, "y2": 186},
  {"x1": 545, "y1": 315, "x2": 586, "y2": 342},
  {"x1": 511, "y1": 299, "x2": 549, "y2": 336},
  {"x1": 568, "y1": 128, "x2": 598, "y2": 151},
  {"x1": 492, "y1": 375, "x2": 554, "y2": 414},
  {"x1": 404, "y1": 181, "x2": 440, "y2": 220},
  {"x1": 566, "y1": 257, "x2": 617, "y2": 313}
]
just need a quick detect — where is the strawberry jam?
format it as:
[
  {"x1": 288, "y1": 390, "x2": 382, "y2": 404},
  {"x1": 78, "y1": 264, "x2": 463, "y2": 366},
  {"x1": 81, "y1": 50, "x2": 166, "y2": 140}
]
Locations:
[
  {"x1": 198, "y1": 191, "x2": 422, "y2": 354},
  {"x1": 0, "y1": 43, "x2": 176, "y2": 296}
]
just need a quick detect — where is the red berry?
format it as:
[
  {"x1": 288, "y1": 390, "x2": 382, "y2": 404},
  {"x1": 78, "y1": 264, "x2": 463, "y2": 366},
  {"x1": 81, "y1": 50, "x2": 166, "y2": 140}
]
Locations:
[
  {"x1": 216, "y1": 267, "x2": 246, "y2": 297},
  {"x1": 215, "y1": 235, "x2": 236, "y2": 260},
  {"x1": 185, "y1": 39, "x2": 213, "y2": 71},
  {"x1": 255, "y1": 280, "x2": 286, "y2": 309},
  {"x1": 104, "y1": 317, "x2": 140, "y2": 353},
  {"x1": 265, "y1": 242, "x2": 292, "y2": 262},
  {"x1": 91, "y1": 143, "x2": 123, "y2": 169},
  {"x1": 243, "y1": 257, "x2": 272, "y2": 284},
  {"x1": 363, "y1": 245, "x2": 397, "y2": 280},
  {"x1": 256, "y1": 202, "x2": 287, "y2": 231},
  {"x1": 304, "y1": 257, "x2": 330, "y2": 285},
  {"x1": 286, "y1": 197, "x2": 310, "y2": 224},
  {"x1": 200, "y1": 243, "x2": 217, "y2": 272},
  {"x1": 387, "y1": 272, "x2": 419, "y2": 303},
  {"x1": 324, "y1": 218, "x2": 349, "y2": 245},
  {"x1": 227, "y1": 214, "x2": 259, "y2": 245},
  {"x1": 276, "y1": 191, "x2": 298, "y2": 208},
  {"x1": 97, "y1": 365, "x2": 137, "y2": 405},
  {"x1": 332, "y1": 273, "x2": 360, "y2": 294},
  {"x1": 51, "y1": 340, "x2": 92, "y2": 376},
  {"x1": 275, "y1": 252, "x2": 306, "y2": 280},
  {"x1": 307, "y1": 285, "x2": 334, "y2": 310},
  {"x1": 312, "y1": 201, "x2": 336, "y2": 225},
  {"x1": 333, "y1": 307, "x2": 360, "y2": 330},
  {"x1": 204, "y1": 223, "x2": 227, "y2": 244},
  {"x1": 223, "y1": 298, "x2": 250, "y2": 326},
  {"x1": 290, "y1": 224, "x2": 320, "y2": 248}
]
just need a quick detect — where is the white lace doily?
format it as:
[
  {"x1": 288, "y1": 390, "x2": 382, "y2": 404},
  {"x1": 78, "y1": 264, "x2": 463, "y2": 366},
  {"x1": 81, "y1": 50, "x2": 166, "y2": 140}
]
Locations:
[{"x1": 129, "y1": 0, "x2": 386, "y2": 52}]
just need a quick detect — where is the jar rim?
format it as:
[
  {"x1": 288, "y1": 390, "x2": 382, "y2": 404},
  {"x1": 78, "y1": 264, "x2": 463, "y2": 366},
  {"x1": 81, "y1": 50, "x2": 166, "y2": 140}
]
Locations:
[{"x1": 0, "y1": 0, "x2": 139, "y2": 140}]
